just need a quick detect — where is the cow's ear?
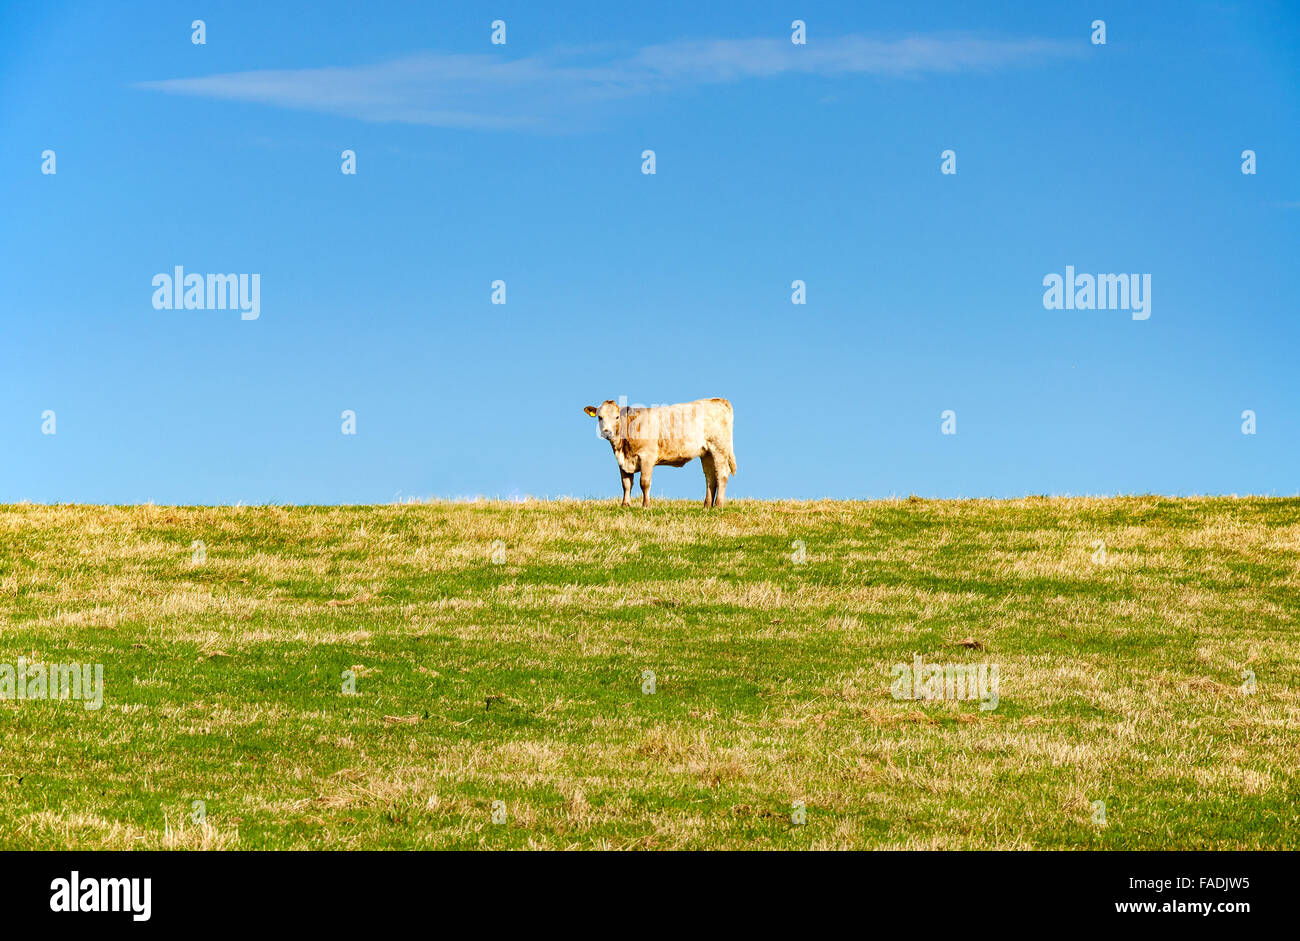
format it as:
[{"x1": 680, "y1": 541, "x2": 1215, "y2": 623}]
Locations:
[{"x1": 583, "y1": 405, "x2": 598, "y2": 417}]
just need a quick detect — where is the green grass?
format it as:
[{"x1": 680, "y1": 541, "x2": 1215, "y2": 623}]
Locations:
[{"x1": 0, "y1": 497, "x2": 1297, "y2": 849}]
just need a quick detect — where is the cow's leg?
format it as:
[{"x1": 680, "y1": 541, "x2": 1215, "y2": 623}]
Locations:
[
  {"x1": 709, "y1": 449, "x2": 729, "y2": 508},
  {"x1": 640, "y1": 465, "x2": 653, "y2": 508},
  {"x1": 620, "y1": 470, "x2": 633, "y2": 507},
  {"x1": 700, "y1": 453, "x2": 716, "y2": 508}
]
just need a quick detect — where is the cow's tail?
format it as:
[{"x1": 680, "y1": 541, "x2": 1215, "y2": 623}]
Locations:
[{"x1": 722, "y1": 400, "x2": 737, "y2": 475}]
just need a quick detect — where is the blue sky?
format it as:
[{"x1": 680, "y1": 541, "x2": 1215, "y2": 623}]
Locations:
[{"x1": 1, "y1": 0, "x2": 1297, "y2": 503}]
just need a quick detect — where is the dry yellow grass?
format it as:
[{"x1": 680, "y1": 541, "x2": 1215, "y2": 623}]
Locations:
[{"x1": 0, "y1": 497, "x2": 1297, "y2": 848}]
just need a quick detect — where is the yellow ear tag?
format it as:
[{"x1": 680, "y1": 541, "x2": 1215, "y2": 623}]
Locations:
[{"x1": 584, "y1": 406, "x2": 598, "y2": 417}]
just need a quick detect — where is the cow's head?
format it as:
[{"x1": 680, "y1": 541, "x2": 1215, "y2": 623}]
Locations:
[{"x1": 584, "y1": 401, "x2": 621, "y2": 441}]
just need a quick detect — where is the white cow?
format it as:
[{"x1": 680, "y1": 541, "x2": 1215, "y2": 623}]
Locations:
[{"x1": 583, "y1": 398, "x2": 738, "y2": 507}]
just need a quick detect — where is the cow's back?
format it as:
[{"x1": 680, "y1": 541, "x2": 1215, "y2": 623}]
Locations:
[{"x1": 624, "y1": 399, "x2": 732, "y2": 465}]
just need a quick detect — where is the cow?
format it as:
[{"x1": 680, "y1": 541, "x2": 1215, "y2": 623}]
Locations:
[{"x1": 583, "y1": 398, "x2": 737, "y2": 508}]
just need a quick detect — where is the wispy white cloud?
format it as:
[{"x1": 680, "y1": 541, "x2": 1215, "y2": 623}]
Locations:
[{"x1": 135, "y1": 32, "x2": 1081, "y2": 130}]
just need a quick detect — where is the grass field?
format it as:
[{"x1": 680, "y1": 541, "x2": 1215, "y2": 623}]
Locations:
[{"x1": 1, "y1": 497, "x2": 1297, "y2": 850}]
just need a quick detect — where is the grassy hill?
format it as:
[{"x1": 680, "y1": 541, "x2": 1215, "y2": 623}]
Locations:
[{"x1": 1, "y1": 497, "x2": 1297, "y2": 849}]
